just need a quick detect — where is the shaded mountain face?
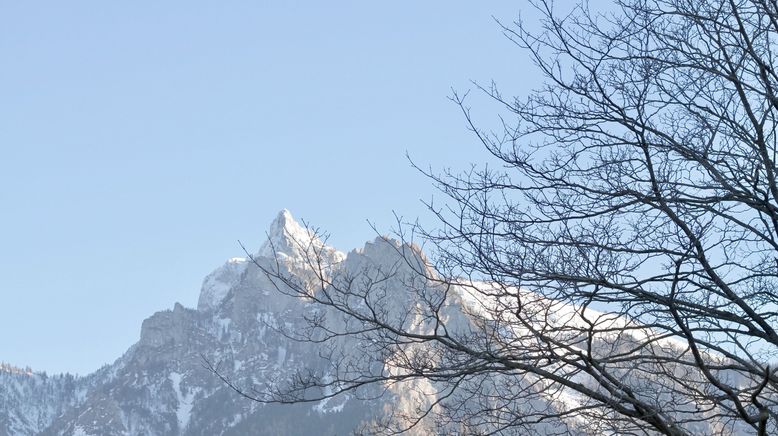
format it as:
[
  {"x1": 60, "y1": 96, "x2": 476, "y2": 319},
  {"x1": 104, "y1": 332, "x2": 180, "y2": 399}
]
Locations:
[{"x1": 0, "y1": 211, "x2": 751, "y2": 435}]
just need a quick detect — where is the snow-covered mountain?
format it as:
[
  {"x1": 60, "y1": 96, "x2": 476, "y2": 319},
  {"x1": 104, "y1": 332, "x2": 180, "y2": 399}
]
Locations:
[
  {"x1": 1, "y1": 210, "x2": 438, "y2": 436},
  {"x1": 0, "y1": 210, "x2": 750, "y2": 435}
]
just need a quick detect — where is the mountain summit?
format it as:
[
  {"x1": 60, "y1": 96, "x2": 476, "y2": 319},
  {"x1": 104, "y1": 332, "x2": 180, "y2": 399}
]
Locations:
[
  {"x1": 196, "y1": 210, "x2": 343, "y2": 312},
  {"x1": 257, "y1": 209, "x2": 314, "y2": 258}
]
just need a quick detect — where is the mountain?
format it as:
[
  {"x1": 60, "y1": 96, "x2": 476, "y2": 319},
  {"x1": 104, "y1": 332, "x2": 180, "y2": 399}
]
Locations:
[
  {"x1": 0, "y1": 210, "x2": 751, "y2": 435},
  {"x1": 1, "y1": 210, "x2": 434, "y2": 436}
]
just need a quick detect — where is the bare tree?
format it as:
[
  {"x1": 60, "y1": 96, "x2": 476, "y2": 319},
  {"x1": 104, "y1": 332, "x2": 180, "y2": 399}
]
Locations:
[{"x1": 214, "y1": 1, "x2": 778, "y2": 434}]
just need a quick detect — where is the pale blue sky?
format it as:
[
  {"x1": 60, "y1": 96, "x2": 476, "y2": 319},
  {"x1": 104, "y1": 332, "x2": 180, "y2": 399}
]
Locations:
[{"x1": 0, "y1": 1, "x2": 541, "y2": 375}]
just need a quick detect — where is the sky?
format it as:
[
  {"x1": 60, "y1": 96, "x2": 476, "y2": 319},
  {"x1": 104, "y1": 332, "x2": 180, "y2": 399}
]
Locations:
[{"x1": 0, "y1": 1, "x2": 543, "y2": 375}]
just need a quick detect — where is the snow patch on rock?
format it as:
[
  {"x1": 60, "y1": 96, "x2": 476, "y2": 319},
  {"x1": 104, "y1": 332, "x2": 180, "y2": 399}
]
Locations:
[{"x1": 169, "y1": 372, "x2": 197, "y2": 431}]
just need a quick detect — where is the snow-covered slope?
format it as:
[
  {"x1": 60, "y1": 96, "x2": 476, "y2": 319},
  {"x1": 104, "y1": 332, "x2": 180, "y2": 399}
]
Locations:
[{"x1": 0, "y1": 210, "x2": 751, "y2": 435}]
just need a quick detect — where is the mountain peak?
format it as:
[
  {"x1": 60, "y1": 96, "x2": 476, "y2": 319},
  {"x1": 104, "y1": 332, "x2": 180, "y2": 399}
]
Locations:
[
  {"x1": 268, "y1": 209, "x2": 298, "y2": 236},
  {"x1": 259, "y1": 209, "x2": 312, "y2": 257},
  {"x1": 257, "y1": 210, "x2": 344, "y2": 264},
  {"x1": 197, "y1": 210, "x2": 345, "y2": 312},
  {"x1": 272, "y1": 208, "x2": 294, "y2": 226}
]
